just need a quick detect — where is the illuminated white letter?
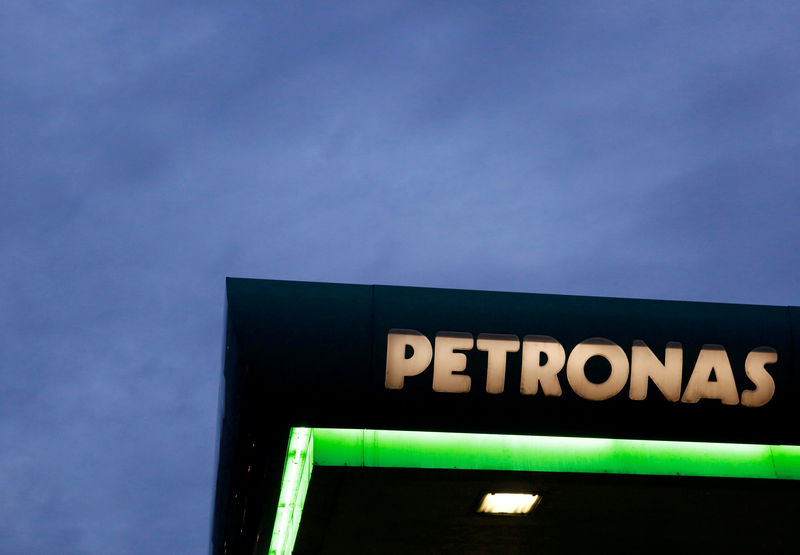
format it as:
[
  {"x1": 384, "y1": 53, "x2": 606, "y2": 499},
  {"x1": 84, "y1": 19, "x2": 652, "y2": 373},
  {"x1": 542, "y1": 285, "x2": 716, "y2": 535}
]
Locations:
[
  {"x1": 566, "y1": 338, "x2": 629, "y2": 401},
  {"x1": 385, "y1": 329, "x2": 432, "y2": 390},
  {"x1": 433, "y1": 332, "x2": 473, "y2": 393},
  {"x1": 520, "y1": 335, "x2": 565, "y2": 396},
  {"x1": 476, "y1": 334, "x2": 520, "y2": 394},
  {"x1": 741, "y1": 347, "x2": 778, "y2": 407},
  {"x1": 629, "y1": 340, "x2": 682, "y2": 402},
  {"x1": 681, "y1": 345, "x2": 739, "y2": 405}
]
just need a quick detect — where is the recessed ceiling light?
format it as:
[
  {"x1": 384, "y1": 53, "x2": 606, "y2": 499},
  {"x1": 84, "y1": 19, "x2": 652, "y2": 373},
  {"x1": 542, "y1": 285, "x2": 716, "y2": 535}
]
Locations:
[{"x1": 477, "y1": 493, "x2": 541, "y2": 514}]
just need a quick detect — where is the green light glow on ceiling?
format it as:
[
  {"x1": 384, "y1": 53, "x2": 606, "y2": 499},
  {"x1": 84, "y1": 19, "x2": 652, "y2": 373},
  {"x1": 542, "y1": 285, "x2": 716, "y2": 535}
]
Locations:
[{"x1": 268, "y1": 428, "x2": 800, "y2": 554}]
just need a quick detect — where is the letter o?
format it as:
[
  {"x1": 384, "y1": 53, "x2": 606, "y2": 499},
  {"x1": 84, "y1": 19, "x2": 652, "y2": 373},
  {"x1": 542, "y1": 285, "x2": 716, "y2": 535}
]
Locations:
[{"x1": 567, "y1": 338, "x2": 629, "y2": 401}]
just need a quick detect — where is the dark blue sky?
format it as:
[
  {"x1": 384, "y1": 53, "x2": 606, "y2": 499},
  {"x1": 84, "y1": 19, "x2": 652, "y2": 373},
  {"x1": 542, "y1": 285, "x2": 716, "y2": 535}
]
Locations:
[{"x1": 2, "y1": 2, "x2": 799, "y2": 553}]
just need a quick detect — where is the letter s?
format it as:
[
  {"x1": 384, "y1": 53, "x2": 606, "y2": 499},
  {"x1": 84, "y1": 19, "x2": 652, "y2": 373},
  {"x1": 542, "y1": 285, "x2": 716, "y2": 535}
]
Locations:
[{"x1": 741, "y1": 347, "x2": 778, "y2": 408}]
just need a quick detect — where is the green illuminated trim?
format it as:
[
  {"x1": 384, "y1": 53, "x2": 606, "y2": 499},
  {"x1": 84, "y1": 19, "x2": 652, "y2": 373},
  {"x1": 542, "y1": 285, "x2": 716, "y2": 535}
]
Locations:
[
  {"x1": 268, "y1": 428, "x2": 800, "y2": 554},
  {"x1": 268, "y1": 428, "x2": 313, "y2": 555},
  {"x1": 313, "y1": 428, "x2": 800, "y2": 479}
]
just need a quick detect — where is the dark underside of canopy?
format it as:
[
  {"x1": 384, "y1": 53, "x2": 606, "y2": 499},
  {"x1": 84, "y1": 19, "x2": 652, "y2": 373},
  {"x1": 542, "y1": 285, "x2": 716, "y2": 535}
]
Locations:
[{"x1": 294, "y1": 467, "x2": 798, "y2": 554}]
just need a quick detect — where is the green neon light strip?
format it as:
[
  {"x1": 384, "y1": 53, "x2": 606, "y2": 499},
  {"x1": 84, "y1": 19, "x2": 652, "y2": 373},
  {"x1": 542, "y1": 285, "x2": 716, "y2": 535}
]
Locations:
[
  {"x1": 268, "y1": 428, "x2": 800, "y2": 554},
  {"x1": 312, "y1": 428, "x2": 800, "y2": 479},
  {"x1": 268, "y1": 428, "x2": 313, "y2": 555}
]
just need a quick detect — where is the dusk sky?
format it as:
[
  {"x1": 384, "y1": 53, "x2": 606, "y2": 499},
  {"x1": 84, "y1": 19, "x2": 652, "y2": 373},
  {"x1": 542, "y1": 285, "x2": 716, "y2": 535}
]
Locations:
[{"x1": 2, "y1": 2, "x2": 799, "y2": 553}]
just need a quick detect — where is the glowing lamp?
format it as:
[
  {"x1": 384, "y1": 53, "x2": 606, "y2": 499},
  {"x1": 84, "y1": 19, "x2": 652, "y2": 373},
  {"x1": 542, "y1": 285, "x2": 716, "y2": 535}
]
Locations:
[{"x1": 477, "y1": 492, "x2": 541, "y2": 514}]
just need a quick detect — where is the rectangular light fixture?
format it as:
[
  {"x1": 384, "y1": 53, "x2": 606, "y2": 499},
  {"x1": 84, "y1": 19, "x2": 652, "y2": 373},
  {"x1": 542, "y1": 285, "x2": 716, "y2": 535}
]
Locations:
[
  {"x1": 268, "y1": 428, "x2": 800, "y2": 554},
  {"x1": 478, "y1": 492, "x2": 541, "y2": 514}
]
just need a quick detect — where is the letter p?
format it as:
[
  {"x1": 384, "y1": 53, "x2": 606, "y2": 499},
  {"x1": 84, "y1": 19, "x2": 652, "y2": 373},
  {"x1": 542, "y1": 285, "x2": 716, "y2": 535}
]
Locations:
[{"x1": 385, "y1": 329, "x2": 433, "y2": 389}]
